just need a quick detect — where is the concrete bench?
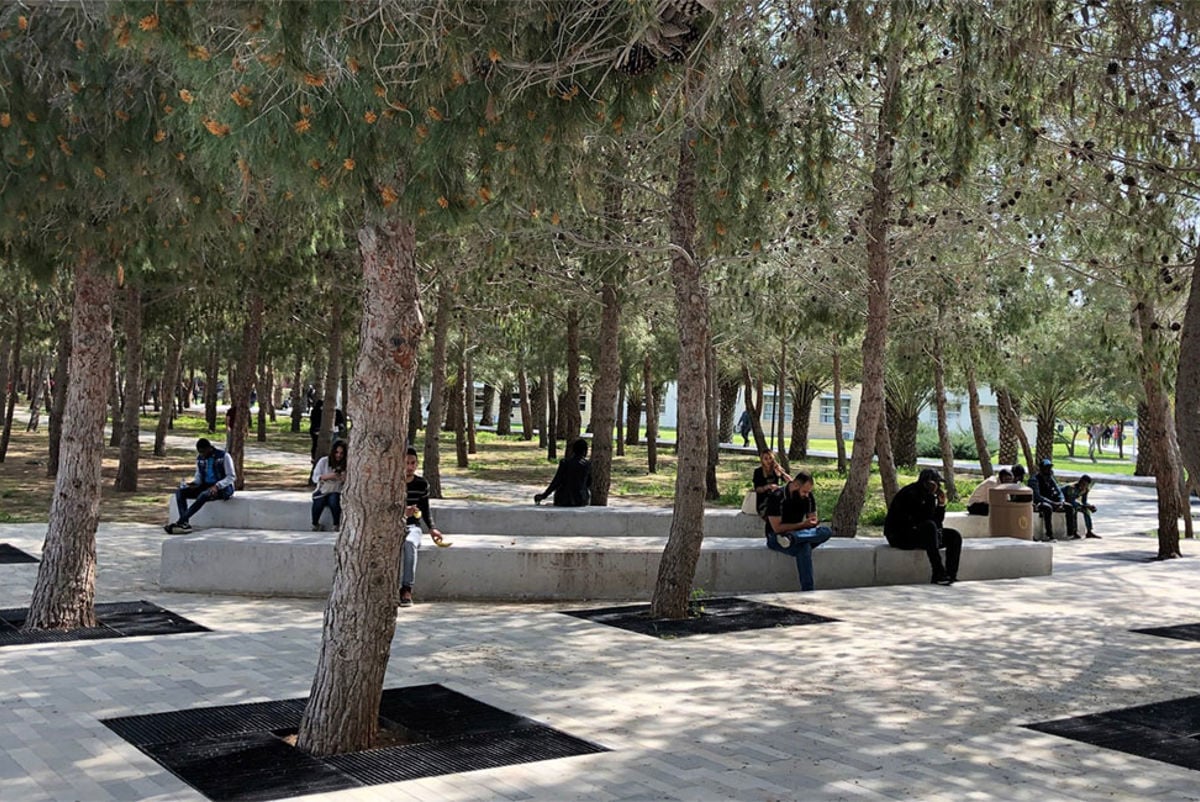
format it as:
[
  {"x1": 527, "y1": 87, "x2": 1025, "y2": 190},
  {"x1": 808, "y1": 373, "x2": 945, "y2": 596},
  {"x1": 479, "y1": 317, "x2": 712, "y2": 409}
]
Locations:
[
  {"x1": 160, "y1": 531, "x2": 1052, "y2": 600},
  {"x1": 944, "y1": 509, "x2": 1084, "y2": 539},
  {"x1": 165, "y1": 490, "x2": 764, "y2": 538}
]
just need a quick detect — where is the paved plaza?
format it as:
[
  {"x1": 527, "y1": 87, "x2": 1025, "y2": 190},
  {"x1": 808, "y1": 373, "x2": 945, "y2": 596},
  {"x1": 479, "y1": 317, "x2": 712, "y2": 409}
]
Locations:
[{"x1": 2, "y1": 475, "x2": 1199, "y2": 801}]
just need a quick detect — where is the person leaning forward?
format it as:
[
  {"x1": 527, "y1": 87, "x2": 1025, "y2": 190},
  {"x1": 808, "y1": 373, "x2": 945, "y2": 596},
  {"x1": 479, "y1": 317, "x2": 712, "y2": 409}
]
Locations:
[
  {"x1": 884, "y1": 468, "x2": 962, "y2": 586},
  {"x1": 164, "y1": 438, "x2": 236, "y2": 535},
  {"x1": 764, "y1": 471, "x2": 834, "y2": 592}
]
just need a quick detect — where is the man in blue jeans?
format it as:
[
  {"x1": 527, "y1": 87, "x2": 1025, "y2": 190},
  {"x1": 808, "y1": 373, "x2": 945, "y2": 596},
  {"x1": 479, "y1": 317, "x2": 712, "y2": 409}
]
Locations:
[
  {"x1": 764, "y1": 471, "x2": 833, "y2": 591},
  {"x1": 164, "y1": 438, "x2": 236, "y2": 535}
]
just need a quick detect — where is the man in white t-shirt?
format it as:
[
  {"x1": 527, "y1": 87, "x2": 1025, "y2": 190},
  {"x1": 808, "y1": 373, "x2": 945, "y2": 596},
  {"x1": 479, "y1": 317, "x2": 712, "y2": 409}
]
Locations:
[{"x1": 965, "y1": 467, "x2": 1014, "y2": 516}]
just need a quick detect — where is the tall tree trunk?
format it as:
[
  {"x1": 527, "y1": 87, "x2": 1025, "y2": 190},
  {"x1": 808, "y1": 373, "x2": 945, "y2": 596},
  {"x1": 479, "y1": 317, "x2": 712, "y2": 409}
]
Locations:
[
  {"x1": 544, "y1": 366, "x2": 557, "y2": 460},
  {"x1": 788, "y1": 379, "x2": 819, "y2": 460},
  {"x1": 876, "y1": 409, "x2": 899, "y2": 505},
  {"x1": 650, "y1": 100, "x2": 709, "y2": 619},
  {"x1": 1033, "y1": 399, "x2": 1057, "y2": 467},
  {"x1": 266, "y1": 362, "x2": 277, "y2": 424},
  {"x1": 831, "y1": 29, "x2": 901, "y2": 538},
  {"x1": 465, "y1": 346, "x2": 477, "y2": 456},
  {"x1": 228, "y1": 293, "x2": 264, "y2": 492},
  {"x1": 644, "y1": 353, "x2": 658, "y2": 473},
  {"x1": 996, "y1": 386, "x2": 1018, "y2": 465},
  {"x1": 290, "y1": 354, "x2": 304, "y2": 433},
  {"x1": 257, "y1": 362, "x2": 269, "y2": 442},
  {"x1": 317, "y1": 293, "x2": 343, "y2": 462},
  {"x1": 705, "y1": 339, "x2": 721, "y2": 500},
  {"x1": 204, "y1": 346, "x2": 219, "y2": 433},
  {"x1": 0, "y1": 305, "x2": 22, "y2": 461},
  {"x1": 296, "y1": 213, "x2": 424, "y2": 757},
  {"x1": 47, "y1": 310, "x2": 71, "y2": 478},
  {"x1": 932, "y1": 322, "x2": 957, "y2": 501},
  {"x1": 887, "y1": 400, "x2": 920, "y2": 468},
  {"x1": 774, "y1": 341, "x2": 788, "y2": 473},
  {"x1": 479, "y1": 383, "x2": 495, "y2": 427},
  {"x1": 422, "y1": 282, "x2": 453, "y2": 498},
  {"x1": 114, "y1": 284, "x2": 142, "y2": 491},
  {"x1": 997, "y1": 387, "x2": 1034, "y2": 470},
  {"x1": 155, "y1": 326, "x2": 186, "y2": 457},
  {"x1": 1134, "y1": 299, "x2": 1187, "y2": 558},
  {"x1": 108, "y1": 346, "x2": 121, "y2": 447},
  {"x1": 407, "y1": 370, "x2": 423, "y2": 447},
  {"x1": 616, "y1": 381, "x2": 626, "y2": 457},
  {"x1": 1176, "y1": 248, "x2": 1200, "y2": 496},
  {"x1": 831, "y1": 346, "x2": 847, "y2": 474},
  {"x1": 966, "y1": 364, "x2": 993, "y2": 477},
  {"x1": 718, "y1": 377, "x2": 739, "y2": 444},
  {"x1": 0, "y1": 332, "x2": 10, "y2": 461},
  {"x1": 1135, "y1": 402, "x2": 1153, "y2": 476},
  {"x1": 740, "y1": 368, "x2": 769, "y2": 452},
  {"x1": 625, "y1": 389, "x2": 642, "y2": 446},
  {"x1": 565, "y1": 307, "x2": 582, "y2": 442},
  {"x1": 26, "y1": 368, "x2": 47, "y2": 433},
  {"x1": 495, "y1": 380, "x2": 512, "y2": 436},
  {"x1": 590, "y1": 274, "x2": 622, "y2": 506},
  {"x1": 518, "y1": 367, "x2": 533, "y2": 441},
  {"x1": 25, "y1": 254, "x2": 113, "y2": 630},
  {"x1": 453, "y1": 343, "x2": 468, "y2": 468}
]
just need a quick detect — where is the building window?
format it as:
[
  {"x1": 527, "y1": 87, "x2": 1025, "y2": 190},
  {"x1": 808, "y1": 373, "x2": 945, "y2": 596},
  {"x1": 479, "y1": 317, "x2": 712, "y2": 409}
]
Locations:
[{"x1": 820, "y1": 395, "x2": 850, "y2": 425}]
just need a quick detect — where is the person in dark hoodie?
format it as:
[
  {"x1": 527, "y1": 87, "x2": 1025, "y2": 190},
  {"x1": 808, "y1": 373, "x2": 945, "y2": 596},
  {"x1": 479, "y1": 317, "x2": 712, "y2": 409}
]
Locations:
[
  {"x1": 534, "y1": 438, "x2": 592, "y2": 506},
  {"x1": 884, "y1": 468, "x2": 962, "y2": 586}
]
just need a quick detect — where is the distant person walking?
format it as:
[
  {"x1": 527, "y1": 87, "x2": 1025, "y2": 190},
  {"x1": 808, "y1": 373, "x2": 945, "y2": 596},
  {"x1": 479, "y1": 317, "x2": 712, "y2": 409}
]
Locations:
[{"x1": 736, "y1": 409, "x2": 752, "y2": 447}]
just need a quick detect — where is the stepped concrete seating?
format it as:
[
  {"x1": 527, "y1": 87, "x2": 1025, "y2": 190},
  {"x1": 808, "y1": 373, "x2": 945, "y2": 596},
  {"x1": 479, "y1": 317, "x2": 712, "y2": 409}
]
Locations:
[
  {"x1": 166, "y1": 491, "x2": 764, "y2": 538},
  {"x1": 944, "y1": 509, "x2": 1084, "y2": 539},
  {"x1": 160, "y1": 531, "x2": 1052, "y2": 600}
]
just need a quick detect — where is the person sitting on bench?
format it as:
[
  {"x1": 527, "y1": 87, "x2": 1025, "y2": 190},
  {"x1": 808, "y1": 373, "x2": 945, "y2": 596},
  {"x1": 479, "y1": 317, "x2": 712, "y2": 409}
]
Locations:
[
  {"x1": 1030, "y1": 458, "x2": 1078, "y2": 541},
  {"x1": 533, "y1": 438, "x2": 592, "y2": 507},
  {"x1": 763, "y1": 471, "x2": 833, "y2": 592},
  {"x1": 884, "y1": 468, "x2": 962, "y2": 586},
  {"x1": 164, "y1": 438, "x2": 236, "y2": 535},
  {"x1": 965, "y1": 467, "x2": 1014, "y2": 516}
]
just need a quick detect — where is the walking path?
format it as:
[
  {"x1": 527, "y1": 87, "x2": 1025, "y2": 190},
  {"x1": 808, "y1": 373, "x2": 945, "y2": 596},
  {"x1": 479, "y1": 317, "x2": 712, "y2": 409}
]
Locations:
[{"x1": 2, "y1": 418, "x2": 1197, "y2": 800}]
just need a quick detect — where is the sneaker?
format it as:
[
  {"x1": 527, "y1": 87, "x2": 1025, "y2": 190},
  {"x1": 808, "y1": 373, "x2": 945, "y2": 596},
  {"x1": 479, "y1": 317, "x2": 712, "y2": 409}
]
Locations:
[
  {"x1": 398, "y1": 587, "x2": 413, "y2": 608},
  {"x1": 931, "y1": 575, "x2": 953, "y2": 586},
  {"x1": 163, "y1": 523, "x2": 176, "y2": 534},
  {"x1": 1086, "y1": 532, "x2": 1102, "y2": 539},
  {"x1": 164, "y1": 522, "x2": 191, "y2": 535}
]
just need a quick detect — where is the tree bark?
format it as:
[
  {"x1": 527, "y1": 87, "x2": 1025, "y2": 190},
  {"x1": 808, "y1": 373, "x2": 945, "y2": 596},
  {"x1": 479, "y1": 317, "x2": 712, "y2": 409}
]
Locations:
[
  {"x1": 876, "y1": 409, "x2": 899, "y2": 505},
  {"x1": 452, "y1": 342, "x2": 468, "y2": 468},
  {"x1": 423, "y1": 282, "x2": 453, "y2": 498},
  {"x1": 774, "y1": 340, "x2": 788, "y2": 473},
  {"x1": 465, "y1": 345, "x2": 477, "y2": 456},
  {"x1": 1176, "y1": 248, "x2": 1200, "y2": 496},
  {"x1": 997, "y1": 387, "x2": 1034, "y2": 470},
  {"x1": 718, "y1": 377, "x2": 739, "y2": 444},
  {"x1": 228, "y1": 293, "x2": 263, "y2": 492},
  {"x1": 831, "y1": 346, "x2": 847, "y2": 474},
  {"x1": 788, "y1": 379, "x2": 820, "y2": 460},
  {"x1": 705, "y1": 338, "x2": 721, "y2": 501},
  {"x1": 966, "y1": 365, "x2": 993, "y2": 477},
  {"x1": 564, "y1": 307, "x2": 582, "y2": 442},
  {"x1": 108, "y1": 346, "x2": 121, "y2": 447},
  {"x1": 480, "y1": 383, "x2": 495, "y2": 427},
  {"x1": 1135, "y1": 402, "x2": 1153, "y2": 476},
  {"x1": 204, "y1": 346, "x2": 219, "y2": 433},
  {"x1": 290, "y1": 354, "x2": 304, "y2": 433},
  {"x1": 740, "y1": 368, "x2": 769, "y2": 452},
  {"x1": 0, "y1": 305, "x2": 22, "y2": 461},
  {"x1": 495, "y1": 380, "x2": 512, "y2": 436},
  {"x1": 296, "y1": 213, "x2": 423, "y2": 757},
  {"x1": 590, "y1": 275, "x2": 622, "y2": 505},
  {"x1": 155, "y1": 326, "x2": 186, "y2": 457},
  {"x1": 830, "y1": 30, "x2": 901, "y2": 538},
  {"x1": 407, "y1": 369, "x2": 423, "y2": 446},
  {"x1": 625, "y1": 389, "x2": 642, "y2": 446},
  {"x1": 114, "y1": 284, "x2": 142, "y2": 491},
  {"x1": 616, "y1": 381, "x2": 626, "y2": 457},
  {"x1": 518, "y1": 367, "x2": 533, "y2": 441},
  {"x1": 932, "y1": 326, "x2": 957, "y2": 501},
  {"x1": 650, "y1": 104, "x2": 709, "y2": 620},
  {"x1": 25, "y1": 254, "x2": 113, "y2": 630},
  {"x1": 544, "y1": 366, "x2": 557, "y2": 460},
  {"x1": 644, "y1": 353, "x2": 658, "y2": 473},
  {"x1": 47, "y1": 309, "x2": 72, "y2": 478},
  {"x1": 317, "y1": 291, "x2": 343, "y2": 462}
]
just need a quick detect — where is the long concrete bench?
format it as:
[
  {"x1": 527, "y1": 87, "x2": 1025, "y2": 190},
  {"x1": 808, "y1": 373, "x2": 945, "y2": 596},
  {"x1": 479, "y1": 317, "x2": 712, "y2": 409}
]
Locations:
[
  {"x1": 165, "y1": 490, "x2": 764, "y2": 538},
  {"x1": 944, "y1": 509, "x2": 1084, "y2": 539},
  {"x1": 160, "y1": 531, "x2": 1052, "y2": 600}
]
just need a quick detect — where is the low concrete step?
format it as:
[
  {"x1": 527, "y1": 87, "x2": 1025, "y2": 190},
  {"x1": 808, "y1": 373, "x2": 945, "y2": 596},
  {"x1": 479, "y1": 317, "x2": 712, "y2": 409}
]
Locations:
[{"x1": 160, "y1": 531, "x2": 1052, "y2": 600}]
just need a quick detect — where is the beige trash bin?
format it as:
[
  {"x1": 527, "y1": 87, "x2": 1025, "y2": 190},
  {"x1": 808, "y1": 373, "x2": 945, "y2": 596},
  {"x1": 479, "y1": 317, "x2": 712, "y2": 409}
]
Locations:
[{"x1": 988, "y1": 486, "x2": 1034, "y2": 540}]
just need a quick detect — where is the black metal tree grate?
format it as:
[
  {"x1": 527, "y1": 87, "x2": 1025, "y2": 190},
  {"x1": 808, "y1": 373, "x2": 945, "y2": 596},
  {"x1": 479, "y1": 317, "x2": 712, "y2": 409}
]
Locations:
[
  {"x1": 103, "y1": 683, "x2": 607, "y2": 801},
  {"x1": 0, "y1": 600, "x2": 209, "y2": 647},
  {"x1": 0, "y1": 543, "x2": 39, "y2": 564},
  {"x1": 564, "y1": 596, "x2": 838, "y2": 638}
]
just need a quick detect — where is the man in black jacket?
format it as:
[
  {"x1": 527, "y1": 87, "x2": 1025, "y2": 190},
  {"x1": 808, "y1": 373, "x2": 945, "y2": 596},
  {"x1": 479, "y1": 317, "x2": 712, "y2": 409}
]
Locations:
[{"x1": 884, "y1": 468, "x2": 962, "y2": 586}]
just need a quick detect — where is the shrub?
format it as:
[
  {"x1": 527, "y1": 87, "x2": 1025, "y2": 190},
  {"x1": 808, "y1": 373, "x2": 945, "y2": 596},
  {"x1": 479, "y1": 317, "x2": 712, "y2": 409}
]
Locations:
[{"x1": 915, "y1": 423, "x2": 995, "y2": 461}]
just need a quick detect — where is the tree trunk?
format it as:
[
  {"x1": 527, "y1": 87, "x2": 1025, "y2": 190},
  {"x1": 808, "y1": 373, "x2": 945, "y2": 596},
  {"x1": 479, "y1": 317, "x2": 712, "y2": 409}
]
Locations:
[
  {"x1": 423, "y1": 282, "x2": 453, "y2": 498},
  {"x1": 625, "y1": 389, "x2": 642, "y2": 446},
  {"x1": 887, "y1": 400, "x2": 920, "y2": 468},
  {"x1": 204, "y1": 346, "x2": 219, "y2": 433},
  {"x1": 518, "y1": 367, "x2": 533, "y2": 441},
  {"x1": 650, "y1": 103, "x2": 708, "y2": 620},
  {"x1": 565, "y1": 307, "x2": 582, "y2": 442},
  {"x1": 966, "y1": 365, "x2": 992, "y2": 477},
  {"x1": 644, "y1": 353, "x2": 658, "y2": 473},
  {"x1": 480, "y1": 383, "x2": 495, "y2": 427},
  {"x1": 997, "y1": 387, "x2": 1034, "y2": 470},
  {"x1": 876, "y1": 409, "x2": 899, "y2": 506},
  {"x1": 228, "y1": 293, "x2": 264, "y2": 492},
  {"x1": 0, "y1": 305, "x2": 23, "y2": 461},
  {"x1": 47, "y1": 310, "x2": 72, "y2": 478},
  {"x1": 616, "y1": 381, "x2": 626, "y2": 457},
  {"x1": 590, "y1": 275, "x2": 622, "y2": 506},
  {"x1": 453, "y1": 343, "x2": 468, "y2": 468},
  {"x1": 108, "y1": 346, "x2": 121, "y2": 447},
  {"x1": 1033, "y1": 402, "x2": 1057, "y2": 467},
  {"x1": 25, "y1": 254, "x2": 113, "y2": 630},
  {"x1": 1176, "y1": 248, "x2": 1200, "y2": 496},
  {"x1": 296, "y1": 213, "x2": 423, "y2": 757},
  {"x1": 266, "y1": 362, "x2": 277, "y2": 424},
  {"x1": 155, "y1": 326, "x2": 186, "y2": 457},
  {"x1": 26, "y1": 367, "x2": 47, "y2": 433},
  {"x1": 1133, "y1": 299, "x2": 1186, "y2": 558},
  {"x1": 932, "y1": 323, "x2": 957, "y2": 501},
  {"x1": 740, "y1": 368, "x2": 769, "y2": 452},
  {"x1": 407, "y1": 370, "x2": 423, "y2": 446},
  {"x1": 465, "y1": 346, "x2": 476, "y2": 456},
  {"x1": 544, "y1": 366, "x2": 557, "y2": 460},
  {"x1": 831, "y1": 31, "x2": 901, "y2": 538},
  {"x1": 1135, "y1": 402, "x2": 1153, "y2": 476},
  {"x1": 774, "y1": 341, "x2": 788, "y2": 473},
  {"x1": 317, "y1": 293, "x2": 343, "y2": 462},
  {"x1": 494, "y1": 380, "x2": 511, "y2": 435},
  {"x1": 788, "y1": 379, "x2": 819, "y2": 460},
  {"x1": 718, "y1": 377, "x2": 739, "y2": 445},
  {"x1": 257, "y1": 362, "x2": 269, "y2": 442},
  {"x1": 290, "y1": 354, "x2": 304, "y2": 433},
  {"x1": 996, "y1": 386, "x2": 1018, "y2": 465},
  {"x1": 831, "y1": 346, "x2": 847, "y2": 474},
  {"x1": 705, "y1": 339, "x2": 721, "y2": 500},
  {"x1": 0, "y1": 332, "x2": 10, "y2": 461},
  {"x1": 114, "y1": 284, "x2": 142, "y2": 491}
]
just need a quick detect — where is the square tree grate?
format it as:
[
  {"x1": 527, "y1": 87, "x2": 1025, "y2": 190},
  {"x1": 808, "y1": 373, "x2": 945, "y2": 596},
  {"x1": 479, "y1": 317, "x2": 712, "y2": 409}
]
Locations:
[
  {"x1": 0, "y1": 543, "x2": 38, "y2": 564},
  {"x1": 1131, "y1": 623, "x2": 1200, "y2": 643},
  {"x1": 564, "y1": 596, "x2": 838, "y2": 639},
  {"x1": 0, "y1": 600, "x2": 209, "y2": 647},
  {"x1": 1026, "y1": 694, "x2": 1200, "y2": 771},
  {"x1": 1086, "y1": 550, "x2": 1161, "y2": 563},
  {"x1": 103, "y1": 683, "x2": 607, "y2": 802}
]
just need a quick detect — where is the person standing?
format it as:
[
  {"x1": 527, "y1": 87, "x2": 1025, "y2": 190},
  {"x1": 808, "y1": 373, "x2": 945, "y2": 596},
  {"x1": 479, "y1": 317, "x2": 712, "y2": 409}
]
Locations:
[
  {"x1": 534, "y1": 438, "x2": 592, "y2": 507},
  {"x1": 164, "y1": 438, "x2": 236, "y2": 534},
  {"x1": 736, "y1": 409, "x2": 752, "y2": 447},
  {"x1": 310, "y1": 440, "x2": 347, "y2": 531},
  {"x1": 399, "y1": 446, "x2": 446, "y2": 607},
  {"x1": 764, "y1": 471, "x2": 833, "y2": 591},
  {"x1": 884, "y1": 468, "x2": 962, "y2": 586}
]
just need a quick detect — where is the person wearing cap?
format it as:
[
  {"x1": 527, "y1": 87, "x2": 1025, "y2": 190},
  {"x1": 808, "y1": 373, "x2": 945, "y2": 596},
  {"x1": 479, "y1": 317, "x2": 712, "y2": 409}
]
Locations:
[
  {"x1": 164, "y1": 438, "x2": 236, "y2": 535},
  {"x1": 884, "y1": 468, "x2": 963, "y2": 586},
  {"x1": 1029, "y1": 458, "x2": 1078, "y2": 541},
  {"x1": 763, "y1": 471, "x2": 833, "y2": 591}
]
